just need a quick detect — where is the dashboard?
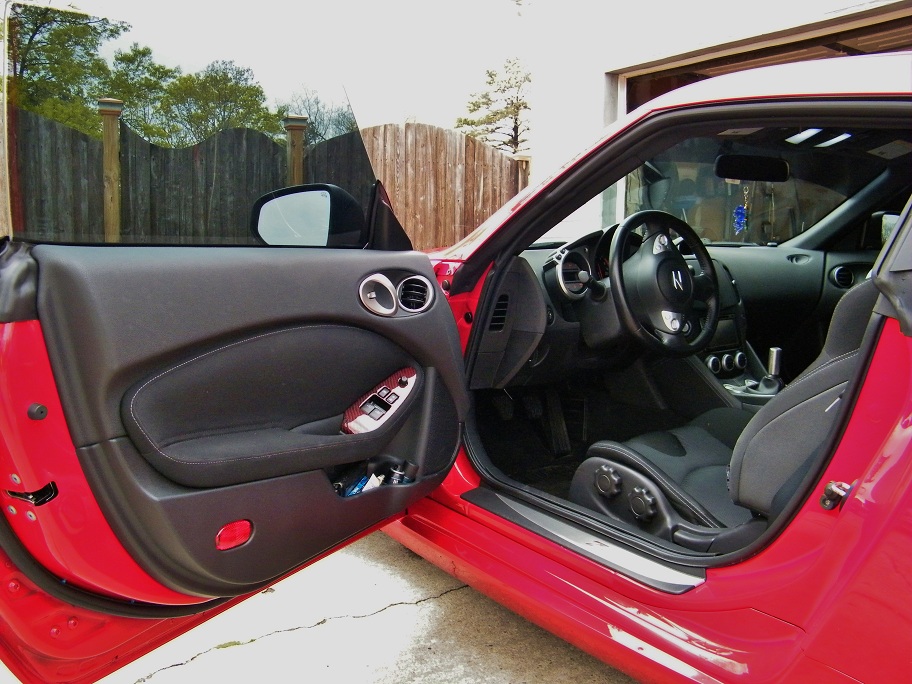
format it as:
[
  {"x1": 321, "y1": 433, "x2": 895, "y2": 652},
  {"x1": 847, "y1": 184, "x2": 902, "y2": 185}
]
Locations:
[{"x1": 468, "y1": 220, "x2": 879, "y2": 393}]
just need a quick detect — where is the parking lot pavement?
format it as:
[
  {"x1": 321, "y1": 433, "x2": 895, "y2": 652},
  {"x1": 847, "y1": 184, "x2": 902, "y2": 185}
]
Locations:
[{"x1": 35, "y1": 530, "x2": 633, "y2": 683}]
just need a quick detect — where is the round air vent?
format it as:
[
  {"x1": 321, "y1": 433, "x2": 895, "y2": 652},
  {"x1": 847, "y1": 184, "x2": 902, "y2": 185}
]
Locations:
[
  {"x1": 359, "y1": 274, "x2": 398, "y2": 316},
  {"x1": 831, "y1": 266, "x2": 855, "y2": 289},
  {"x1": 397, "y1": 275, "x2": 433, "y2": 313},
  {"x1": 555, "y1": 250, "x2": 590, "y2": 301}
]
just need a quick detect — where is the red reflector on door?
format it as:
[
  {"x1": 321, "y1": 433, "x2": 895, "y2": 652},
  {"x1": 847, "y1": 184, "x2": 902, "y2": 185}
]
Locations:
[{"x1": 216, "y1": 520, "x2": 252, "y2": 550}]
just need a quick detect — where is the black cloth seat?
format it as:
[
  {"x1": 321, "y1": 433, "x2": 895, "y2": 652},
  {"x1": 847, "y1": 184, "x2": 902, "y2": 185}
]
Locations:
[{"x1": 570, "y1": 279, "x2": 880, "y2": 531}]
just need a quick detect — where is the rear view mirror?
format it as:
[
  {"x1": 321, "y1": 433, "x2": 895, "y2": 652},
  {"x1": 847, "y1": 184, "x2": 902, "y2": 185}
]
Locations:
[
  {"x1": 250, "y1": 184, "x2": 367, "y2": 247},
  {"x1": 714, "y1": 154, "x2": 790, "y2": 182}
]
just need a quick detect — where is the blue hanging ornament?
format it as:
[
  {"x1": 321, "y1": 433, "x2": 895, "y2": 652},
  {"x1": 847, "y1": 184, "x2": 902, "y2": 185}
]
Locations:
[{"x1": 732, "y1": 185, "x2": 750, "y2": 235}]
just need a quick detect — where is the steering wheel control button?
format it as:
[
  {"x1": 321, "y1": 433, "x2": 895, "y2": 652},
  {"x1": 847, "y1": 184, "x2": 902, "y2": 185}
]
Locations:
[
  {"x1": 653, "y1": 233, "x2": 670, "y2": 254},
  {"x1": 661, "y1": 311, "x2": 683, "y2": 333}
]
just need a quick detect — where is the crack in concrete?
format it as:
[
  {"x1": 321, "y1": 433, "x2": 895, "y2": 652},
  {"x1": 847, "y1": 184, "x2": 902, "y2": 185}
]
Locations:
[{"x1": 134, "y1": 583, "x2": 469, "y2": 683}]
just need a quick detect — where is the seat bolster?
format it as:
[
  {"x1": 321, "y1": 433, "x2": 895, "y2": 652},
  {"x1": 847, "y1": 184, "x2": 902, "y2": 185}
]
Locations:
[
  {"x1": 729, "y1": 279, "x2": 877, "y2": 514},
  {"x1": 730, "y1": 376, "x2": 850, "y2": 514},
  {"x1": 587, "y1": 441, "x2": 723, "y2": 527}
]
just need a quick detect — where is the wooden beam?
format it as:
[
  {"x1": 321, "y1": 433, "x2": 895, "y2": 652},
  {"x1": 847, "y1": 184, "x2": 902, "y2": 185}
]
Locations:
[
  {"x1": 98, "y1": 98, "x2": 124, "y2": 242},
  {"x1": 283, "y1": 115, "x2": 309, "y2": 186}
]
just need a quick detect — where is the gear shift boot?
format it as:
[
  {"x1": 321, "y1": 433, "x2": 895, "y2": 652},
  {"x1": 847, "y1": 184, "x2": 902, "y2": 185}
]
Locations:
[{"x1": 746, "y1": 347, "x2": 783, "y2": 395}]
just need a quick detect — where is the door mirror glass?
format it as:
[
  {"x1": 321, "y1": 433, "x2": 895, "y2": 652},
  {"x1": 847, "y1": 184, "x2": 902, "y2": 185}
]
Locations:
[
  {"x1": 255, "y1": 189, "x2": 331, "y2": 246},
  {"x1": 250, "y1": 184, "x2": 368, "y2": 247}
]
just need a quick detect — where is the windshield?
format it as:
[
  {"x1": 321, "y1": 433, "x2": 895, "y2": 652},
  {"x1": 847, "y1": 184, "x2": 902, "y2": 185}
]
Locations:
[{"x1": 542, "y1": 123, "x2": 911, "y2": 246}]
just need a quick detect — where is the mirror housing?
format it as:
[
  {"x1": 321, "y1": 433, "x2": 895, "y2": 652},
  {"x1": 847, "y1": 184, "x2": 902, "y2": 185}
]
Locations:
[
  {"x1": 714, "y1": 154, "x2": 790, "y2": 182},
  {"x1": 367, "y1": 181, "x2": 413, "y2": 251},
  {"x1": 250, "y1": 184, "x2": 368, "y2": 247}
]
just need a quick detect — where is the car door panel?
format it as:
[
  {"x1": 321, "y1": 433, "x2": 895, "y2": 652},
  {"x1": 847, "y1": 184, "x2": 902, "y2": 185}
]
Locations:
[
  {"x1": 120, "y1": 325, "x2": 425, "y2": 489},
  {"x1": 5, "y1": 244, "x2": 466, "y2": 603}
]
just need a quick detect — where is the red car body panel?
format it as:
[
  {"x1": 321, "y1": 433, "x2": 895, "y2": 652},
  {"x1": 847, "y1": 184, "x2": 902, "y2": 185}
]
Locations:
[
  {"x1": 385, "y1": 316, "x2": 912, "y2": 683},
  {"x1": 0, "y1": 321, "x2": 198, "y2": 604}
]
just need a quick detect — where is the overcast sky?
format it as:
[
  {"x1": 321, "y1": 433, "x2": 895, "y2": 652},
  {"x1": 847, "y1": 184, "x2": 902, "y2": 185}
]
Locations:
[
  {"x1": 67, "y1": 0, "x2": 872, "y2": 132},
  {"x1": 74, "y1": 0, "x2": 523, "y2": 128}
]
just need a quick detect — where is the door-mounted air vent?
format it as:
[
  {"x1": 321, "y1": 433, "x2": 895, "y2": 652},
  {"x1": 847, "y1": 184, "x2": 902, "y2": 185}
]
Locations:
[
  {"x1": 489, "y1": 294, "x2": 510, "y2": 331},
  {"x1": 831, "y1": 266, "x2": 855, "y2": 289},
  {"x1": 359, "y1": 274, "x2": 398, "y2": 316},
  {"x1": 397, "y1": 275, "x2": 433, "y2": 313}
]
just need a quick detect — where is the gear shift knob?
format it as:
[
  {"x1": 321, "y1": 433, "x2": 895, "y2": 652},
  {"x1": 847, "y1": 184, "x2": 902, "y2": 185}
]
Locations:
[{"x1": 767, "y1": 347, "x2": 782, "y2": 377}]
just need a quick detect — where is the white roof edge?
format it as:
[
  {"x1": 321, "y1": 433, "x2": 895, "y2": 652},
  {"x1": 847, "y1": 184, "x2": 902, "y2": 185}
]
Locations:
[
  {"x1": 633, "y1": 51, "x2": 912, "y2": 116},
  {"x1": 608, "y1": 2, "x2": 912, "y2": 77}
]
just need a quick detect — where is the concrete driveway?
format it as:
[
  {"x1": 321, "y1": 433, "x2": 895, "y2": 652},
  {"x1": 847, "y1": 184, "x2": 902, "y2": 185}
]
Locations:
[{"x1": 35, "y1": 531, "x2": 634, "y2": 683}]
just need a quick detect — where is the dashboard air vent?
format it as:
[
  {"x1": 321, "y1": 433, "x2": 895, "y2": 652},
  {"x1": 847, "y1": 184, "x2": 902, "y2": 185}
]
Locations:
[
  {"x1": 832, "y1": 266, "x2": 855, "y2": 289},
  {"x1": 489, "y1": 294, "x2": 510, "y2": 331},
  {"x1": 397, "y1": 276, "x2": 433, "y2": 313}
]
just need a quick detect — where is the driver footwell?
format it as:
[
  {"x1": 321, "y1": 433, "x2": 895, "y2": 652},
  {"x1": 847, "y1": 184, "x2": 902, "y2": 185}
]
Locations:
[{"x1": 475, "y1": 385, "x2": 685, "y2": 499}]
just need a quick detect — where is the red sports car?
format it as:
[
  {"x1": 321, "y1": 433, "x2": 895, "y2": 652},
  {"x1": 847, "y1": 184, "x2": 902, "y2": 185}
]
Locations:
[{"x1": 0, "y1": 5, "x2": 910, "y2": 681}]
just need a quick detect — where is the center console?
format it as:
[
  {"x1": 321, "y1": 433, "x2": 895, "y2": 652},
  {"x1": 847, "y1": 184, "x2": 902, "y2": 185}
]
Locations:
[{"x1": 699, "y1": 263, "x2": 781, "y2": 407}]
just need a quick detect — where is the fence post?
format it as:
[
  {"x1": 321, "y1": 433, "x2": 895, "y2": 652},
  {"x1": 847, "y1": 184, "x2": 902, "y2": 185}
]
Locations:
[
  {"x1": 513, "y1": 153, "x2": 531, "y2": 192},
  {"x1": 98, "y1": 98, "x2": 124, "y2": 242},
  {"x1": 283, "y1": 115, "x2": 309, "y2": 186}
]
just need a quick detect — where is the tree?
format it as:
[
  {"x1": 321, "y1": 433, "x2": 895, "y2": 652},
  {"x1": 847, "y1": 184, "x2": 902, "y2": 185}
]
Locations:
[
  {"x1": 7, "y1": 7, "x2": 285, "y2": 147},
  {"x1": 456, "y1": 58, "x2": 530, "y2": 154},
  {"x1": 8, "y1": 5, "x2": 128, "y2": 136},
  {"x1": 100, "y1": 43, "x2": 181, "y2": 143},
  {"x1": 160, "y1": 60, "x2": 285, "y2": 146},
  {"x1": 282, "y1": 87, "x2": 358, "y2": 145}
]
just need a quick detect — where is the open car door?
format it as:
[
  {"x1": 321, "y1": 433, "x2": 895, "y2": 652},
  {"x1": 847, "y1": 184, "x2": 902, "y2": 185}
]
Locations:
[{"x1": 0, "y1": 6, "x2": 467, "y2": 682}]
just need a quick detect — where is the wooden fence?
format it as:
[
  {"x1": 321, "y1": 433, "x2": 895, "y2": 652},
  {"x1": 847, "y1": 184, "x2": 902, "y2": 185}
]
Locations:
[
  {"x1": 10, "y1": 107, "x2": 105, "y2": 241},
  {"x1": 119, "y1": 126, "x2": 285, "y2": 244},
  {"x1": 349, "y1": 124, "x2": 528, "y2": 250},
  {"x1": 10, "y1": 108, "x2": 529, "y2": 250}
]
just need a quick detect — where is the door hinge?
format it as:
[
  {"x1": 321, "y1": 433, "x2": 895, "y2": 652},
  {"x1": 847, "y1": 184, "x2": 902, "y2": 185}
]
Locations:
[
  {"x1": 819, "y1": 480, "x2": 854, "y2": 510},
  {"x1": 6, "y1": 481, "x2": 58, "y2": 507}
]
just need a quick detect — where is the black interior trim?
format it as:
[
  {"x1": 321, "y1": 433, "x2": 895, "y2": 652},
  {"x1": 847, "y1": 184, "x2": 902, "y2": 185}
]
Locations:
[
  {"x1": 0, "y1": 239, "x2": 38, "y2": 322},
  {"x1": 79, "y1": 437, "x2": 453, "y2": 598},
  {"x1": 32, "y1": 245, "x2": 469, "y2": 447},
  {"x1": 122, "y1": 324, "x2": 424, "y2": 488},
  {"x1": 26, "y1": 244, "x2": 468, "y2": 602}
]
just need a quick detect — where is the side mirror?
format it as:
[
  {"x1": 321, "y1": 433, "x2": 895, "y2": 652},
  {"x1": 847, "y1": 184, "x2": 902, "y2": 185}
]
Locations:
[{"x1": 250, "y1": 184, "x2": 367, "y2": 247}]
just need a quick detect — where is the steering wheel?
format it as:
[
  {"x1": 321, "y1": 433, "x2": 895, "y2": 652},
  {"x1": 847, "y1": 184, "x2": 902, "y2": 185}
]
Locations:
[{"x1": 608, "y1": 210, "x2": 719, "y2": 356}]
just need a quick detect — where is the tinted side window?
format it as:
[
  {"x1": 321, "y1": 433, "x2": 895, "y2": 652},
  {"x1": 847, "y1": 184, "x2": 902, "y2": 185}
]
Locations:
[{"x1": 4, "y1": 4, "x2": 370, "y2": 246}]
